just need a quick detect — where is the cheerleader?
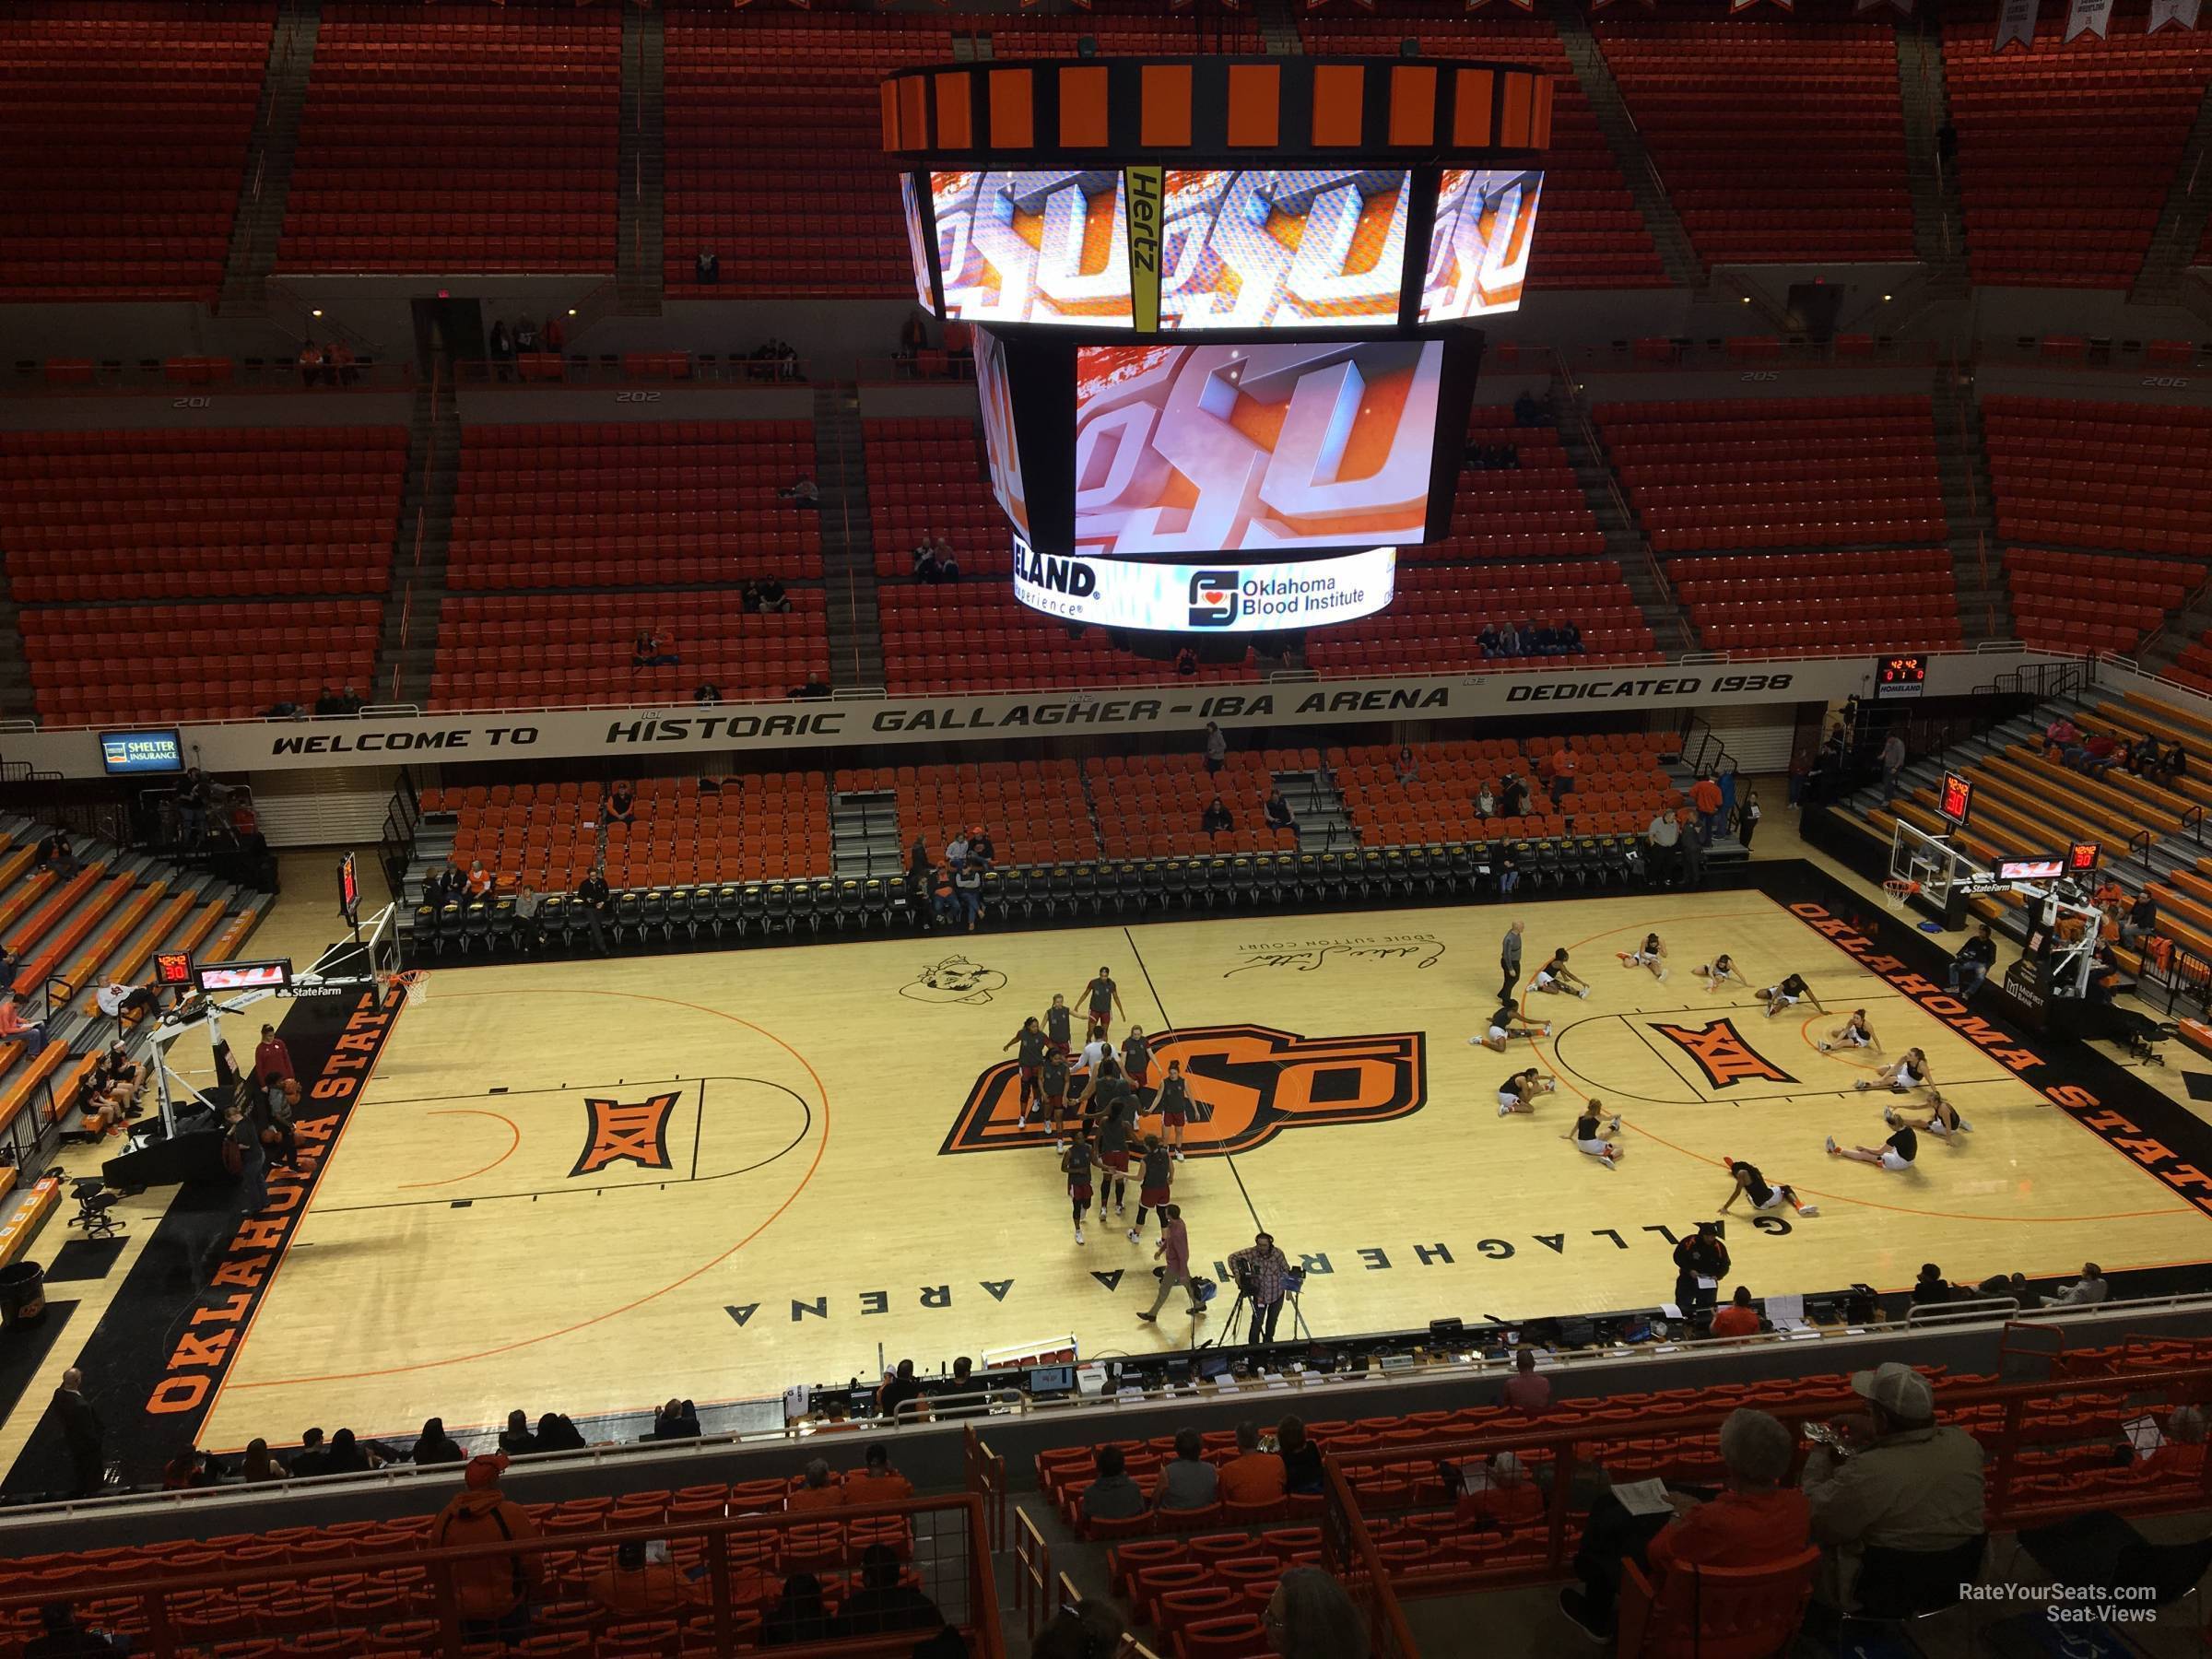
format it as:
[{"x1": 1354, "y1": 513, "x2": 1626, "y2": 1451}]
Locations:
[{"x1": 1618, "y1": 933, "x2": 1669, "y2": 982}]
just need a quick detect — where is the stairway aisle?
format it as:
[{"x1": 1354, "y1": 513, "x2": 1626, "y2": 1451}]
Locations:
[
  {"x1": 218, "y1": 0, "x2": 322, "y2": 311},
  {"x1": 830, "y1": 789, "x2": 905, "y2": 880},
  {"x1": 1894, "y1": 19, "x2": 1970, "y2": 298},
  {"x1": 1277, "y1": 767, "x2": 1354, "y2": 853},
  {"x1": 617, "y1": 4, "x2": 666, "y2": 315},
  {"x1": 2135, "y1": 78, "x2": 2212, "y2": 306},
  {"x1": 813, "y1": 385, "x2": 886, "y2": 692},
  {"x1": 1547, "y1": 381, "x2": 1693, "y2": 656},
  {"x1": 373, "y1": 381, "x2": 462, "y2": 707},
  {"x1": 1929, "y1": 365, "x2": 2011, "y2": 644}
]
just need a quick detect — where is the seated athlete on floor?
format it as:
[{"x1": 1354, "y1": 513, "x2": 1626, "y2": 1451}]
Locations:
[
  {"x1": 1718, "y1": 1156, "x2": 1818, "y2": 1218},
  {"x1": 1618, "y1": 934, "x2": 1668, "y2": 982},
  {"x1": 1472, "y1": 1001, "x2": 1549, "y2": 1053},
  {"x1": 1856, "y1": 1047, "x2": 1932, "y2": 1093},
  {"x1": 1497, "y1": 1066, "x2": 1556, "y2": 1118},
  {"x1": 1532, "y1": 948, "x2": 1591, "y2": 1000},
  {"x1": 1819, "y1": 1009, "x2": 1877, "y2": 1053},
  {"x1": 1758, "y1": 972, "x2": 1827, "y2": 1018},
  {"x1": 1697, "y1": 954, "x2": 1747, "y2": 994},
  {"x1": 1827, "y1": 1123, "x2": 1918, "y2": 1172},
  {"x1": 1886, "y1": 1091, "x2": 1971, "y2": 1139},
  {"x1": 1561, "y1": 1098, "x2": 1623, "y2": 1169}
]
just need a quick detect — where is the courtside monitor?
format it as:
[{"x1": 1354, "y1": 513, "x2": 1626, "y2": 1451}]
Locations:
[
  {"x1": 1998, "y1": 855, "x2": 2068, "y2": 883},
  {"x1": 195, "y1": 959, "x2": 293, "y2": 994},
  {"x1": 1938, "y1": 772, "x2": 1973, "y2": 828}
]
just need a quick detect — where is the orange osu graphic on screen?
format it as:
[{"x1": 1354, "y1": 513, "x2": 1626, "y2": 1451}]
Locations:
[
  {"x1": 1650, "y1": 1018, "x2": 1796, "y2": 1089},
  {"x1": 571, "y1": 1092, "x2": 681, "y2": 1178},
  {"x1": 941, "y1": 1023, "x2": 1427, "y2": 1157}
]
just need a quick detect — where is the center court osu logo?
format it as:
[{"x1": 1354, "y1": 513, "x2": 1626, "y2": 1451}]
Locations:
[
  {"x1": 571, "y1": 1092, "x2": 680, "y2": 1178},
  {"x1": 1649, "y1": 1018, "x2": 1796, "y2": 1088},
  {"x1": 940, "y1": 1022, "x2": 1426, "y2": 1158}
]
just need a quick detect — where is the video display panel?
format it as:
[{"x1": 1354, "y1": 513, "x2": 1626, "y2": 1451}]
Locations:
[
  {"x1": 1073, "y1": 340, "x2": 1443, "y2": 555},
  {"x1": 1156, "y1": 170, "x2": 1412, "y2": 332},
  {"x1": 1418, "y1": 169, "x2": 1542, "y2": 324},
  {"x1": 932, "y1": 170, "x2": 1133, "y2": 328},
  {"x1": 900, "y1": 173, "x2": 934, "y2": 311},
  {"x1": 974, "y1": 327, "x2": 1029, "y2": 538}
]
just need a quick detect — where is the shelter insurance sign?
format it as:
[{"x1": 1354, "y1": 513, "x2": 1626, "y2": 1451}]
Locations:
[
  {"x1": 1012, "y1": 536, "x2": 1397, "y2": 633},
  {"x1": 0, "y1": 648, "x2": 2069, "y2": 778}
]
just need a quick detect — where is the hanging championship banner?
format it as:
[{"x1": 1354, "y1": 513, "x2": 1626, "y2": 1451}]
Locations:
[
  {"x1": 1994, "y1": 0, "x2": 2039, "y2": 49},
  {"x1": 2065, "y1": 0, "x2": 2112, "y2": 38},
  {"x1": 2148, "y1": 0, "x2": 2199, "y2": 30}
]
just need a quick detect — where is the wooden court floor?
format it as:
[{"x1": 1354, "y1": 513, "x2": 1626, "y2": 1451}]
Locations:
[{"x1": 186, "y1": 875, "x2": 2212, "y2": 1452}]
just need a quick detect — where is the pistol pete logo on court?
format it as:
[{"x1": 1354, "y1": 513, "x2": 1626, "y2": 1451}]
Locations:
[
  {"x1": 1649, "y1": 1018, "x2": 1796, "y2": 1088},
  {"x1": 939, "y1": 1022, "x2": 1428, "y2": 1158},
  {"x1": 571, "y1": 1092, "x2": 681, "y2": 1178}
]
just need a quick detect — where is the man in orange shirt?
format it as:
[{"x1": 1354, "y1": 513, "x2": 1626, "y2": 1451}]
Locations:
[
  {"x1": 843, "y1": 1442, "x2": 914, "y2": 1506},
  {"x1": 1218, "y1": 1419, "x2": 1286, "y2": 1506},
  {"x1": 588, "y1": 1538, "x2": 699, "y2": 1618},
  {"x1": 1709, "y1": 1285, "x2": 1762, "y2": 1340},
  {"x1": 1561, "y1": 1408, "x2": 1809, "y2": 1640},
  {"x1": 429, "y1": 1455, "x2": 544, "y2": 1637},
  {"x1": 787, "y1": 1459, "x2": 842, "y2": 1512},
  {"x1": 1690, "y1": 771, "x2": 1724, "y2": 846}
]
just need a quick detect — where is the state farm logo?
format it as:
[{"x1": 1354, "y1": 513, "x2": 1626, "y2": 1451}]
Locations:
[
  {"x1": 1649, "y1": 1018, "x2": 1794, "y2": 1088},
  {"x1": 941, "y1": 1022, "x2": 1426, "y2": 1158}
]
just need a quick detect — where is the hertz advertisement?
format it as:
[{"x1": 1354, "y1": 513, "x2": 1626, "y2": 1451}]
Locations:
[
  {"x1": 1011, "y1": 534, "x2": 1395, "y2": 634},
  {"x1": 1074, "y1": 340, "x2": 1443, "y2": 555},
  {"x1": 911, "y1": 166, "x2": 1538, "y2": 333}
]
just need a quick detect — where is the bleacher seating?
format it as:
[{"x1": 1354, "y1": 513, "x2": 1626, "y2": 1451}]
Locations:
[
  {"x1": 1088, "y1": 750, "x2": 1300, "y2": 859},
  {"x1": 841, "y1": 760, "x2": 1100, "y2": 868},
  {"x1": 1413, "y1": 407, "x2": 1607, "y2": 564},
  {"x1": 1300, "y1": 6, "x2": 1667, "y2": 288},
  {"x1": 878, "y1": 587, "x2": 1259, "y2": 696},
  {"x1": 1302, "y1": 563, "x2": 1658, "y2": 677},
  {"x1": 0, "y1": 425, "x2": 406, "y2": 605},
  {"x1": 1332, "y1": 732, "x2": 1678, "y2": 843},
  {"x1": 21, "y1": 599, "x2": 382, "y2": 725},
  {"x1": 0, "y1": 2, "x2": 272, "y2": 302},
  {"x1": 1944, "y1": 1, "x2": 2212, "y2": 288},
  {"x1": 1983, "y1": 395, "x2": 2212, "y2": 556},
  {"x1": 2006, "y1": 548, "x2": 2203, "y2": 656},
  {"x1": 444, "y1": 419, "x2": 822, "y2": 588},
  {"x1": 1667, "y1": 547, "x2": 1964, "y2": 655},
  {"x1": 1594, "y1": 16, "x2": 1914, "y2": 265},
  {"x1": 865, "y1": 418, "x2": 1001, "y2": 581},
  {"x1": 278, "y1": 2, "x2": 618, "y2": 274}
]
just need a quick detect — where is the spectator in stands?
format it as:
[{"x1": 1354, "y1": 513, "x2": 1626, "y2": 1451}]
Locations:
[
  {"x1": 1881, "y1": 729, "x2": 1907, "y2": 794},
  {"x1": 1672, "y1": 1222, "x2": 1728, "y2": 1315},
  {"x1": 1079, "y1": 1444, "x2": 1147, "y2": 1521},
  {"x1": 1948, "y1": 924, "x2": 1997, "y2": 996},
  {"x1": 842, "y1": 1542, "x2": 941, "y2": 1634},
  {"x1": 969, "y1": 825, "x2": 995, "y2": 866},
  {"x1": 576, "y1": 866, "x2": 613, "y2": 956},
  {"x1": 512, "y1": 317, "x2": 538, "y2": 356},
  {"x1": 2043, "y1": 714, "x2": 2080, "y2": 757},
  {"x1": 693, "y1": 682, "x2": 721, "y2": 707},
  {"x1": 535, "y1": 1413, "x2": 585, "y2": 1453},
  {"x1": 1456, "y1": 1450, "x2": 1543, "y2": 1529},
  {"x1": 931, "y1": 868, "x2": 959, "y2": 930},
  {"x1": 1909, "y1": 1264, "x2": 1952, "y2": 1307},
  {"x1": 1562, "y1": 1407, "x2": 1809, "y2": 1641},
  {"x1": 650, "y1": 1398, "x2": 701, "y2": 1441},
  {"x1": 844, "y1": 1441, "x2": 912, "y2": 1505},
  {"x1": 761, "y1": 1573, "x2": 843, "y2": 1647},
  {"x1": 1174, "y1": 645, "x2": 1199, "y2": 677},
  {"x1": 296, "y1": 338, "x2": 323, "y2": 388},
  {"x1": 1739, "y1": 787, "x2": 1762, "y2": 850},
  {"x1": 1277, "y1": 1415, "x2": 1325, "y2": 1496},
  {"x1": 2159, "y1": 741, "x2": 2188, "y2": 783},
  {"x1": 1201, "y1": 795, "x2": 1233, "y2": 836},
  {"x1": 604, "y1": 781, "x2": 634, "y2": 825},
  {"x1": 2051, "y1": 1262, "x2": 2109, "y2": 1305},
  {"x1": 1473, "y1": 782, "x2": 1495, "y2": 820},
  {"x1": 1264, "y1": 789, "x2": 1297, "y2": 832},
  {"x1": 794, "y1": 670, "x2": 831, "y2": 700},
  {"x1": 488, "y1": 319, "x2": 514, "y2": 380},
  {"x1": 748, "y1": 576, "x2": 792, "y2": 614},
  {"x1": 898, "y1": 311, "x2": 928, "y2": 367},
  {"x1": 912, "y1": 537, "x2": 944, "y2": 582},
  {"x1": 412, "y1": 1418, "x2": 465, "y2": 1465},
  {"x1": 695, "y1": 250, "x2": 720, "y2": 285},
  {"x1": 1032, "y1": 1603, "x2": 1124, "y2": 1659},
  {"x1": 1502, "y1": 1347, "x2": 1550, "y2": 1413},
  {"x1": 1710, "y1": 1286, "x2": 1761, "y2": 1339},
  {"x1": 1154, "y1": 1427, "x2": 1219, "y2": 1512},
  {"x1": 328, "y1": 340, "x2": 357, "y2": 388},
  {"x1": 465, "y1": 861, "x2": 494, "y2": 900},
  {"x1": 1549, "y1": 743, "x2": 1579, "y2": 802},
  {"x1": 430, "y1": 1455, "x2": 543, "y2": 1637},
  {"x1": 164, "y1": 1447, "x2": 220, "y2": 1489},
  {"x1": 1690, "y1": 770, "x2": 1724, "y2": 845},
  {"x1": 1204, "y1": 722, "x2": 1227, "y2": 775},
  {"x1": 25, "y1": 1603, "x2": 126, "y2": 1659},
  {"x1": 779, "y1": 475, "x2": 819, "y2": 505},
  {"x1": 1265, "y1": 1566, "x2": 1369, "y2": 1659},
  {"x1": 541, "y1": 315, "x2": 564, "y2": 358},
  {"x1": 321, "y1": 1428, "x2": 376, "y2": 1475},
  {"x1": 788, "y1": 1458, "x2": 842, "y2": 1512},
  {"x1": 954, "y1": 860, "x2": 983, "y2": 931},
  {"x1": 34, "y1": 828, "x2": 80, "y2": 876},
  {"x1": 2145, "y1": 1406, "x2": 2207, "y2": 1479},
  {"x1": 631, "y1": 629, "x2": 678, "y2": 670},
  {"x1": 290, "y1": 1428, "x2": 329, "y2": 1477},
  {"x1": 499, "y1": 1409, "x2": 538, "y2": 1457},
  {"x1": 2121, "y1": 891, "x2": 2159, "y2": 949},
  {"x1": 1513, "y1": 391, "x2": 1544, "y2": 426},
  {"x1": 238, "y1": 1439, "x2": 287, "y2": 1483},
  {"x1": 2128, "y1": 735, "x2": 2160, "y2": 776},
  {"x1": 1500, "y1": 772, "x2": 1532, "y2": 819},
  {"x1": 590, "y1": 1538, "x2": 695, "y2": 1618},
  {"x1": 1559, "y1": 620, "x2": 1583, "y2": 653},
  {"x1": 0, "y1": 993, "x2": 50, "y2": 1060},
  {"x1": 1803, "y1": 1361, "x2": 1985, "y2": 1611},
  {"x1": 2076, "y1": 731, "x2": 2122, "y2": 776},
  {"x1": 1218, "y1": 1419, "x2": 1286, "y2": 1505}
]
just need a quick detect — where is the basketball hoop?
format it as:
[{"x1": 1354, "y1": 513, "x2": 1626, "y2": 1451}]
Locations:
[{"x1": 1884, "y1": 878, "x2": 1921, "y2": 911}]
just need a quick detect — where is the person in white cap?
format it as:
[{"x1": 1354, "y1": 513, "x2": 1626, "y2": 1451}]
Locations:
[{"x1": 1801, "y1": 1360, "x2": 1985, "y2": 1609}]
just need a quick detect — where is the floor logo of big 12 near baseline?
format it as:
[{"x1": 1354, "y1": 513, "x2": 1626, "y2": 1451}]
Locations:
[{"x1": 939, "y1": 1022, "x2": 1428, "y2": 1158}]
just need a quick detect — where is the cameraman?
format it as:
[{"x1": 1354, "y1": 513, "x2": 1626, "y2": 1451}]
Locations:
[{"x1": 1228, "y1": 1230, "x2": 1293, "y2": 1347}]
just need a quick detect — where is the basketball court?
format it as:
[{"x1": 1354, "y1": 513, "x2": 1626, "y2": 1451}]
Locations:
[{"x1": 171, "y1": 857, "x2": 2211, "y2": 1453}]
